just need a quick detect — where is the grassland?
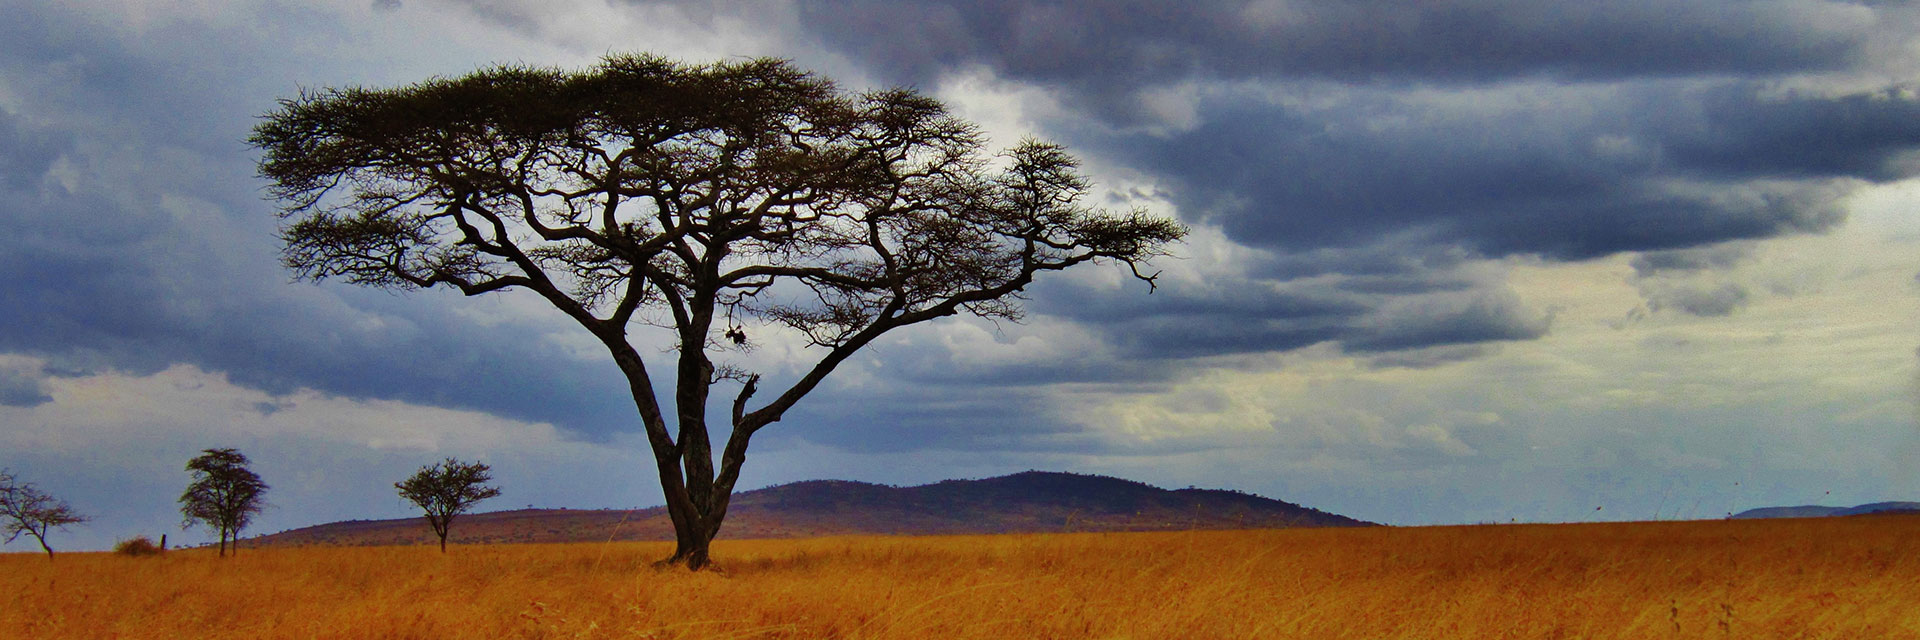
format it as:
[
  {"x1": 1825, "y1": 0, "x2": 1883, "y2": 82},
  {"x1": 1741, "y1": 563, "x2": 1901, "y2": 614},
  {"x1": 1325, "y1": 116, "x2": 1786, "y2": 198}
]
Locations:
[{"x1": 3, "y1": 516, "x2": 1916, "y2": 639}]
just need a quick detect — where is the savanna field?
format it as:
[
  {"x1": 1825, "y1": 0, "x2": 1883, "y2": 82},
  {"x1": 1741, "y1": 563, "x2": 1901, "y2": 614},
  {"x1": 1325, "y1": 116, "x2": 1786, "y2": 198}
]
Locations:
[{"x1": 4, "y1": 517, "x2": 1917, "y2": 640}]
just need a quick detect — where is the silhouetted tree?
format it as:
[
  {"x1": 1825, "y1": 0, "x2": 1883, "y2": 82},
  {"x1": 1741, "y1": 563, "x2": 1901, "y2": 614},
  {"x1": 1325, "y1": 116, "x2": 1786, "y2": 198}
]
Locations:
[
  {"x1": 251, "y1": 54, "x2": 1184, "y2": 570},
  {"x1": 0, "y1": 469, "x2": 90, "y2": 559},
  {"x1": 179, "y1": 448, "x2": 269, "y2": 557},
  {"x1": 396, "y1": 458, "x2": 502, "y2": 552}
]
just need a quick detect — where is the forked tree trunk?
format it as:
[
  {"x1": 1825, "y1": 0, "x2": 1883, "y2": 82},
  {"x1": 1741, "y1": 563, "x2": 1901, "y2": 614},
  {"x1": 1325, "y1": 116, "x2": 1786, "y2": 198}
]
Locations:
[
  {"x1": 656, "y1": 467, "x2": 729, "y2": 570},
  {"x1": 664, "y1": 504, "x2": 719, "y2": 570},
  {"x1": 607, "y1": 325, "x2": 753, "y2": 571}
]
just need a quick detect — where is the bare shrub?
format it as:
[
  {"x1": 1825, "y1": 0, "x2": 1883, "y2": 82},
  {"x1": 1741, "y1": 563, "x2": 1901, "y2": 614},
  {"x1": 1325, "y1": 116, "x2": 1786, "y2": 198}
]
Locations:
[{"x1": 113, "y1": 536, "x2": 164, "y2": 557}]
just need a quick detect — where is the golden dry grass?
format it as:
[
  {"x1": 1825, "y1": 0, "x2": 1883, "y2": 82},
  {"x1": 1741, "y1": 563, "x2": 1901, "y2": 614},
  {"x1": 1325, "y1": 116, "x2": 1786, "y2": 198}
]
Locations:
[{"x1": 4, "y1": 516, "x2": 1917, "y2": 639}]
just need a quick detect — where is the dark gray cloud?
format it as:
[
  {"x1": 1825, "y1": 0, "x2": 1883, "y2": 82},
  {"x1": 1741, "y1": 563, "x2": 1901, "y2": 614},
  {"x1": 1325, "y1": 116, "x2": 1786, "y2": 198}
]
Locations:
[
  {"x1": 1248, "y1": 242, "x2": 1480, "y2": 283},
  {"x1": 1661, "y1": 85, "x2": 1920, "y2": 182},
  {"x1": 781, "y1": 0, "x2": 1917, "y2": 275},
  {"x1": 1101, "y1": 82, "x2": 1899, "y2": 262},
  {"x1": 0, "y1": 177, "x2": 642, "y2": 433},
  {"x1": 0, "y1": 17, "x2": 644, "y2": 437},
  {"x1": 1639, "y1": 282, "x2": 1753, "y2": 317},
  {"x1": 777, "y1": 0, "x2": 1917, "y2": 369},
  {"x1": 866, "y1": 339, "x2": 1179, "y2": 388},
  {"x1": 1631, "y1": 244, "x2": 1752, "y2": 277},
  {"x1": 1343, "y1": 292, "x2": 1551, "y2": 352},
  {"x1": 794, "y1": 0, "x2": 1876, "y2": 117},
  {"x1": 0, "y1": 362, "x2": 53, "y2": 407},
  {"x1": 1027, "y1": 279, "x2": 1364, "y2": 359},
  {"x1": 782, "y1": 385, "x2": 1093, "y2": 454},
  {"x1": 1019, "y1": 270, "x2": 1547, "y2": 362},
  {"x1": 1365, "y1": 345, "x2": 1493, "y2": 370}
]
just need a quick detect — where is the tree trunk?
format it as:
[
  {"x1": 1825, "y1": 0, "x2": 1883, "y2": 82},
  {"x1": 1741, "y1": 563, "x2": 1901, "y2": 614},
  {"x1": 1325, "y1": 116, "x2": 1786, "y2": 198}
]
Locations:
[
  {"x1": 678, "y1": 533, "x2": 712, "y2": 570},
  {"x1": 663, "y1": 510, "x2": 718, "y2": 570},
  {"x1": 652, "y1": 472, "x2": 731, "y2": 571},
  {"x1": 36, "y1": 534, "x2": 52, "y2": 559},
  {"x1": 438, "y1": 533, "x2": 447, "y2": 553}
]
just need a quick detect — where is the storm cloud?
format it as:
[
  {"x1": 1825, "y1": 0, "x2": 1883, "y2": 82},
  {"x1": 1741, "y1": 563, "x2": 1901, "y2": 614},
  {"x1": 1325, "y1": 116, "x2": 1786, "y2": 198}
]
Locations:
[
  {"x1": 1102, "y1": 82, "x2": 1910, "y2": 262},
  {"x1": 794, "y1": 0, "x2": 1881, "y2": 111},
  {"x1": 0, "y1": 11, "x2": 645, "y2": 436},
  {"x1": 778, "y1": 0, "x2": 1920, "y2": 363}
]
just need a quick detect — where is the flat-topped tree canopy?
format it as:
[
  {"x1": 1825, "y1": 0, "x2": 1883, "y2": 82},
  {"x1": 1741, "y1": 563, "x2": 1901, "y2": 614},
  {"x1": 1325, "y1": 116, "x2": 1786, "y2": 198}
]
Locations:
[{"x1": 252, "y1": 54, "x2": 1184, "y2": 569}]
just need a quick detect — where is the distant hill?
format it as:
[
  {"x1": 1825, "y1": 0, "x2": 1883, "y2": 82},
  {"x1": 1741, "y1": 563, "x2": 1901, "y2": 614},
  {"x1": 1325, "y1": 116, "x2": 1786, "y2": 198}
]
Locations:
[
  {"x1": 246, "y1": 471, "x2": 1374, "y2": 548},
  {"x1": 1730, "y1": 501, "x2": 1920, "y2": 520}
]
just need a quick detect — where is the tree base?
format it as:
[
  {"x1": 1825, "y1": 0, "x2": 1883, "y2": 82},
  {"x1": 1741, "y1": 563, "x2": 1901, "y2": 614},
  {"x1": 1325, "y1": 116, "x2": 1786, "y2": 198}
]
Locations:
[{"x1": 655, "y1": 545, "x2": 717, "y2": 572}]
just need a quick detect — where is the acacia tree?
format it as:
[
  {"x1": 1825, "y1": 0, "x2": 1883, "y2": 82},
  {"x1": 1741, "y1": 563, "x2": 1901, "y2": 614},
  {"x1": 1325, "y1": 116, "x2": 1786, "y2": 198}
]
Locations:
[
  {"x1": 396, "y1": 458, "x2": 502, "y2": 553},
  {"x1": 179, "y1": 448, "x2": 269, "y2": 557},
  {"x1": 251, "y1": 54, "x2": 1184, "y2": 570},
  {"x1": 0, "y1": 469, "x2": 90, "y2": 559}
]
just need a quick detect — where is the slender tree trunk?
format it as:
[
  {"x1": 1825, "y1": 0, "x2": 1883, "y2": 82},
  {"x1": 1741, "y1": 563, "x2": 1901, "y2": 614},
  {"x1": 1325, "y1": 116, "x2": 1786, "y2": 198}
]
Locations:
[
  {"x1": 660, "y1": 480, "x2": 700, "y2": 567},
  {"x1": 35, "y1": 533, "x2": 52, "y2": 559},
  {"x1": 655, "y1": 457, "x2": 692, "y2": 562},
  {"x1": 438, "y1": 532, "x2": 447, "y2": 553}
]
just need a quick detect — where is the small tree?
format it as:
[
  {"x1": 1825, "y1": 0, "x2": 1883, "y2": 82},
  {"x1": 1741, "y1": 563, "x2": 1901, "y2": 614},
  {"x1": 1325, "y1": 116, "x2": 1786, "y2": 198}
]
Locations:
[
  {"x1": 0, "y1": 469, "x2": 90, "y2": 559},
  {"x1": 179, "y1": 448, "x2": 269, "y2": 557},
  {"x1": 253, "y1": 54, "x2": 1184, "y2": 569},
  {"x1": 396, "y1": 457, "x2": 503, "y2": 552}
]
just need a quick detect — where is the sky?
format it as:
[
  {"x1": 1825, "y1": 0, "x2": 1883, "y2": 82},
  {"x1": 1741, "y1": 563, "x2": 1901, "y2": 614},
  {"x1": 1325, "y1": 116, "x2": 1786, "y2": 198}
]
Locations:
[{"x1": 3, "y1": 0, "x2": 1919, "y2": 552}]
